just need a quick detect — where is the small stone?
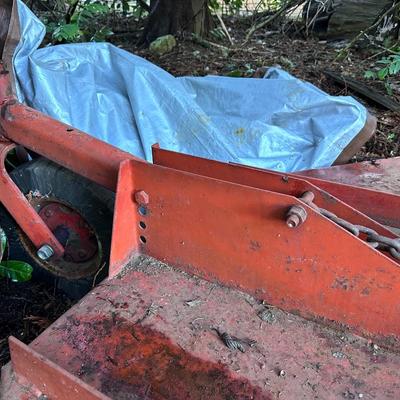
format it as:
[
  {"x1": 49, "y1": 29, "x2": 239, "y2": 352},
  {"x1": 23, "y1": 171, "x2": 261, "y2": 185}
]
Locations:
[
  {"x1": 358, "y1": 394, "x2": 364, "y2": 398},
  {"x1": 279, "y1": 370, "x2": 286, "y2": 377},
  {"x1": 332, "y1": 351, "x2": 346, "y2": 359},
  {"x1": 149, "y1": 35, "x2": 177, "y2": 56}
]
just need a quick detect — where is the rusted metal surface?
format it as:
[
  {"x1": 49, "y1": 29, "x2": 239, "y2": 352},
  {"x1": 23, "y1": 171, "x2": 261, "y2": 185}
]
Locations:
[
  {"x1": 299, "y1": 157, "x2": 400, "y2": 194},
  {"x1": 0, "y1": 139, "x2": 64, "y2": 257},
  {"x1": 9, "y1": 336, "x2": 111, "y2": 400},
  {"x1": 110, "y1": 158, "x2": 400, "y2": 342},
  {"x1": 0, "y1": 96, "x2": 138, "y2": 191},
  {"x1": 301, "y1": 190, "x2": 400, "y2": 260},
  {"x1": 296, "y1": 158, "x2": 400, "y2": 227},
  {"x1": 3, "y1": 256, "x2": 399, "y2": 399},
  {"x1": 35, "y1": 201, "x2": 101, "y2": 278},
  {"x1": 152, "y1": 147, "x2": 398, "y2": 239},
  {"x1": 286, "y1": 204, "x2": 307, "y2": 228}
]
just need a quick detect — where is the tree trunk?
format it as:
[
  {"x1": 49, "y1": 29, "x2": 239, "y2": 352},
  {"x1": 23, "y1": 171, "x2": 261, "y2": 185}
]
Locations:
[
  {"x1": 0, "y1": 0, "x2": 13, "y2": 58},
  {"x1": 141, "y1": 0, "x2": 211, "y2": 45},
  {"x1": 327, "y1": 0, "x2": 393, "y2": 39}
]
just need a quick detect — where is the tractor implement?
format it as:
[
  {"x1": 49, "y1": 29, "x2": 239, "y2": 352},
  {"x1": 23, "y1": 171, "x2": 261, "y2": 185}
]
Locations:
[{"x1": 2, "y1": 20, "x2": 400, "y2": 400}]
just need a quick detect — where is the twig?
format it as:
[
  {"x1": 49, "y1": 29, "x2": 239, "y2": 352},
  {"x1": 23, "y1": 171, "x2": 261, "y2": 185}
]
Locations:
[
  {"x1": 137, "y1": 0, "x2": 150, "y2": 12},
  {"x1": 337, "y1": 2, "x2": 400, "y2": 60},
  {"x1": 215, "y1": 12, "x2": 233, "y2": 46},
  {"x1": 92, "y1": 262, "x2": 106, "y2": 288},
  {"x1": 192, "y1": 34, "x2": 229, "y2": 51},
  {"x1": 244, "y1": 0, "x2": 304, "y2": 43}
]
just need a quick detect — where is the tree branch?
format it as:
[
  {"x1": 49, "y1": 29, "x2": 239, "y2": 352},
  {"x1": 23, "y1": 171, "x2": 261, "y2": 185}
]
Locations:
[
  {"x1": 137, "y1": 0, "x2": 150, "y2": 12},
  {"x1": 244, "y1": 0, "x2": 304, "y2": 43}
]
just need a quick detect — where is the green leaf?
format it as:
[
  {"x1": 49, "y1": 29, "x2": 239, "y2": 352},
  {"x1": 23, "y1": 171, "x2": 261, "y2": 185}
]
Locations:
[
  {"x1": 226, "y1": 69, "x2": 243, "y2": 77},
  {"x1": 364, "y1": 70, "x2": 376, "y2": 80},
  {"x1": 377, "y1": 67, "x2": 389, "y2": 81},
  {"x1": 385, "y1": 81, "x2": 394, "y2": 96},
  {"x1": 52, "y1": 23, "x2": 80, "y2": 42},
  {"x1": 387, "y1": 132, "x2": 396, "y2": 142},
  {"x1": 0, "y1": 261, "x2": 33, "y2": 282},
  {"x1": 90, "y1": 26, "x2": 113, "y2": 42}
]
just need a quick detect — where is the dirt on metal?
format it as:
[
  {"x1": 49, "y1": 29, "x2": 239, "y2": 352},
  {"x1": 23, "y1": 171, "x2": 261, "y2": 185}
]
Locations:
[{"x1": 17, "y1": 255, "x2": 400, "y2": 399}]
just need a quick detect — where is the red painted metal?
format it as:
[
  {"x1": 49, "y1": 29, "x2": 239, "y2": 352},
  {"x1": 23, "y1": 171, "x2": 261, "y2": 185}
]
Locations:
[
  {"x1": 295, "y1": 158, "x2": 400, "y2": 227},
  {"x1": 111, "y1": 158, "x2": 400, "y2": 343},
  {"x1": 9, "y1": 337, "x2": 111, "y2": 400},
  {"x1": 152, "y1": 147, "x2": 398, "y2": 240},
  {"x1": 154, "y1": 147, "x2": 400, "y2": 229},
  {"x1": 0, "y1": 139, "x2": 64, "y2": 257},
  {"x1": 0, "y1": 66, "x2": 135, "y2": 258},
  {"x1": 39, "y1": 202, "x2": 98, "y2": 263},
  {"x1": 4, "y1": 256, "x2": 400, "y2": 399},
  {"x1": 0, "y1": 101, "x2": 137, "y2": 191}
]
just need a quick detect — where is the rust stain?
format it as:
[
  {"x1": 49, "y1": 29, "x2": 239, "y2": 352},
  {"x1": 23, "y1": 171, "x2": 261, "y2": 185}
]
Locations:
[{"x1": 61, "y1": 315, "x2": 271, "y2": 400}]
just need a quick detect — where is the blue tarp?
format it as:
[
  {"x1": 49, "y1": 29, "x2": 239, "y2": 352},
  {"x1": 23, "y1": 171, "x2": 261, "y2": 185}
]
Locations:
[{"x1": 13, "y1": 0, "x2": 367, "y2": 172}]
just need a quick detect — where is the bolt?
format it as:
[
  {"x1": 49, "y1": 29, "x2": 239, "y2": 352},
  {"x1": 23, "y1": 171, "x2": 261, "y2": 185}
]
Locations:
[
  {"x1": 37, "y1": 244, "x2": 54, "y2": 260},
  {"x1": 78, "y1": 249, "x2": 87, "y2": 259},
  {"x1": 286, "y1": 205, "x2": 307, "y2": 228},
  {"x1": 134, "y1": 190, "x2": 149, "y2": 205}
]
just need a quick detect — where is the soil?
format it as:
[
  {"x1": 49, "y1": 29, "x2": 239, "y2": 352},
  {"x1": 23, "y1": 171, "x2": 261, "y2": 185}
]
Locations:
[
  {"x1": 0, "y1": 278, "x2": 73, "y2": 367},
  {"x1": 2, "y1": 12, "x2": 400, "y2": 369}
]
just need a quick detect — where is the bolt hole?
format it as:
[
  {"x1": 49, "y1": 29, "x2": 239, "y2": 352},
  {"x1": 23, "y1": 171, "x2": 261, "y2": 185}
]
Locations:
[
  {"x1": 138, "y1": 206, "x2": 147, "y2": 216},
  {"x1": 139, "y1": 221, "x2": 147, "y2": 229},
  {"x1": 66, "y1": 128, "x2": 74, "y2": 132},
  {"x1": 139, "y1": 235, "x2": 147, "y2": 244}
]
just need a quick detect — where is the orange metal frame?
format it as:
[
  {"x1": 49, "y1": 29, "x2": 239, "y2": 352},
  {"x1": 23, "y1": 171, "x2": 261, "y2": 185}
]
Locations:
[
  {"x1": 3, "y1": 61, "x2": 400, "y2": 397},
  {"x1": 107, "y1": 150, "x2": 400, "y2": 344}
]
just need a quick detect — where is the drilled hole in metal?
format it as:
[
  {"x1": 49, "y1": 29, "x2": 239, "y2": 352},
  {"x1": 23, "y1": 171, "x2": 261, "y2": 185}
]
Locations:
[
  {"x1": 139, "y1": 221, "x2": 147, "y2": 229},
  {"x1": 138, "y1": 205, "x2": 147, "y2": 216},
  {"x1": 66, "y1": 128, "x2": 74, "y2": 132},
  {"x1": 139, "y1": 235, "x2": 147, "y2": 244}
]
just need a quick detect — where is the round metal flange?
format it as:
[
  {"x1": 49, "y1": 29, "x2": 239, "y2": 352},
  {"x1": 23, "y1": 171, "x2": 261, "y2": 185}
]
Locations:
[{"x1": 20, "y1": 199, "x2": 102, "y2": 279}]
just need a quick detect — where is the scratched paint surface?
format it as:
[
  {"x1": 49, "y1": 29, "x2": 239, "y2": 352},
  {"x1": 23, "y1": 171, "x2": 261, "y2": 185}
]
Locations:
[{"x1": 14, "y1": 256, "x2": 400, "y2": 399}]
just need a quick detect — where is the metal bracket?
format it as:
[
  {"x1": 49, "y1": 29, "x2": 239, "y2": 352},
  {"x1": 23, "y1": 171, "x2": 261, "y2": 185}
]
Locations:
[
  {"x1": 108, "y1": 148, "x2": 400, "y2": 343},
  {"x1": 0, "y1": 138, "x2": 64, "y2": 258}
]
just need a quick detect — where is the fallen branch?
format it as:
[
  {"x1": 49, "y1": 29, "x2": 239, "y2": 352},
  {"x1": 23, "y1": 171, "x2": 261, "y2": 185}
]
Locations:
[
  {"x1": 244, "y1": 0, "x2": 304, "y2": 43},
  {"x1": 324, "y1": 70, "x2": 400, "y2": 113},
  {"x1": 215, "y1": 12, "x2": 233, "y2": 45}
]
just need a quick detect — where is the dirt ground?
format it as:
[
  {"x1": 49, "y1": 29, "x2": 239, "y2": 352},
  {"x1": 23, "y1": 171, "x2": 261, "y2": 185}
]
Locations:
[
  {"x1": 0, "y1": 279, "x2": 73, "y2": 367},
  {"x1": 1, "y1": 14, "x2": 400, "y2": 369}
]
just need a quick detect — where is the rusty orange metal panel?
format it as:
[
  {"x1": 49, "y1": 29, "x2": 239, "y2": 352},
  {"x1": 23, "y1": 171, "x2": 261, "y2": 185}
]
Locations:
[
  {"x1": 0, "y1": 102, "x2": 137, "y2": 191},
  {"x1": 110, "y1": 159, "x2": 400, "y2": 342},
  {"x1": 152, "y1": 147, "x2": 398, "y2": 239},
  {"x1": 109, "y1": 161, "x2": 140, "y2": 276},
  {"x1": 9, "y1": 337, "x2": 111, "y2": 400}
]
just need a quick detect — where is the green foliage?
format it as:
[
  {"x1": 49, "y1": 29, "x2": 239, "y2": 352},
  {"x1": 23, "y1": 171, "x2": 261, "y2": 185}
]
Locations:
[
  {"x1": 364, "y1": 53, "x2": 400, "y2": 96},
  {"x1": 0, "y1": 228, "x2": 33, "y2": 282},
  {"x1": 387, "y1": 132, "x2": 397, "y2": 142},
  {"x1": 0, "y1": 261, "x2": 33, "y2": 282},
  {"x1": 49, "y1": 1, "x2": 113, "y2": 43},
  {"x1": 210, "y1": 0, "x2": 283, "y2": 12}
]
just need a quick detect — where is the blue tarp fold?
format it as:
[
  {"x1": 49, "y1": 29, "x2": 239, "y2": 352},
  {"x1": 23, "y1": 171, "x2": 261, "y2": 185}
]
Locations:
[{"x1": 13, "y1": 0, "x2": 367, "y2": 172}]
